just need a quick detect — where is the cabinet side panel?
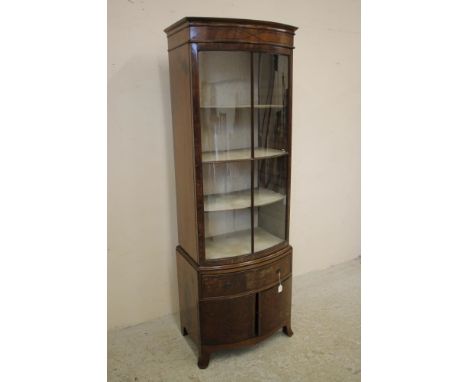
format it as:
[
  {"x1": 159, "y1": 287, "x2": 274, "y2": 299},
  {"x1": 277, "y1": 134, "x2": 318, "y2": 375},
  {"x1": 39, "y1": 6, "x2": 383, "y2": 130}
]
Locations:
[
  {"x1": 169, "y1": 45, "x2": 199, "y2": 261},
  {"x1": 176, "y1": 248, "x2": 200, "y2": 346}
]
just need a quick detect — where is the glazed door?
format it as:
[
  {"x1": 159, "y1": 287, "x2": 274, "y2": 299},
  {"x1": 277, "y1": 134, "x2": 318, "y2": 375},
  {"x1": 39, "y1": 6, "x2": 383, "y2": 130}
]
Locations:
[{"x1": 199, "y1": 50, "x2": 290, "y2": 261}]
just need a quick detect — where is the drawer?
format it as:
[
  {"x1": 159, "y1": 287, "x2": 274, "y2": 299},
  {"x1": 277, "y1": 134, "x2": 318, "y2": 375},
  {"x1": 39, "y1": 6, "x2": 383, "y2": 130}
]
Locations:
[{"x1": 201, "y1": 252, "x2": 292, "y2": 299}]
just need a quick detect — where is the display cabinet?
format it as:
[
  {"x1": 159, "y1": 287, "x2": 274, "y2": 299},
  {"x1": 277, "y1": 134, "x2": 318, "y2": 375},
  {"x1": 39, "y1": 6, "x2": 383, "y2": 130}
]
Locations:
[{"x1": 165, "y1": 17, "x2": 297, "y2": 368}]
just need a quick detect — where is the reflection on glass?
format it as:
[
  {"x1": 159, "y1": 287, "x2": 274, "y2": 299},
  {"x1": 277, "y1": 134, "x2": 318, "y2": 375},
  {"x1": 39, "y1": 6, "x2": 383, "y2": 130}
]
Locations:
[
  {"x1": 203, "y1": 162, "x2": 252, "y2": 260},
  {"x1": 204, "y1": 209, "x2": 253, "y2": 259},
  {"x1": 253, "y1": 53, "x2": 289, "y2": 158},
  {"x1": 253, "y1": 157, "x2": 287, "y2": 253},
  {"x1": 199, "y1": 51, "x2": 251, "y2": 161}
]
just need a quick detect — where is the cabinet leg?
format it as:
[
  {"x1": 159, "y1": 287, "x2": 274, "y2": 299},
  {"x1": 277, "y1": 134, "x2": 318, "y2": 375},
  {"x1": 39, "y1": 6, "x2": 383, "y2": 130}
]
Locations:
[
  {"x1": 283, "y1": 324, "x2": 294, "y2": 337},
  {"x1": 197, "y1": 349, "x2": 210, "y2": 369},
  {"x1": 181, "y1": 327, "x2": 188, "y2": 336}
]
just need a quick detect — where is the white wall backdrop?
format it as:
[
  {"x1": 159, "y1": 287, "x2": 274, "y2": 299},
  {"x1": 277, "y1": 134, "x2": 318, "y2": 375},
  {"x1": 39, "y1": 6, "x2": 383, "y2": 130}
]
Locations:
[{"x1": 108, "y1": 0, "x2": 360, "y2": 330}]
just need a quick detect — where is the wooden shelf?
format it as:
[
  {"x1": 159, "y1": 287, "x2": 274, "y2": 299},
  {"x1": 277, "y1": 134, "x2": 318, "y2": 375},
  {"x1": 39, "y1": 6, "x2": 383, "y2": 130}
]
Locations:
[
  {"x1": 205, "y1": 227, "x2": 284, "y2": 259},
  {"x1": 204, "y1": 187, "x2": 285, "y2": 212},
  {"x1": 200, "y1": 104, "x2": 284, "y2": 109},
  {"x1": 202, "y1": 147, "x2": 287, "y2": 163}
]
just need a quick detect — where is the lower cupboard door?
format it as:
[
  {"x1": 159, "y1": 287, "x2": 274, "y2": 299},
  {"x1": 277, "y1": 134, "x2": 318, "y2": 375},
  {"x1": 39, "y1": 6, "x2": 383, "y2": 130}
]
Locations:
[
  {"x1": 259, "y1": 277, "x2": 292, "y2": 336},
  {"x1": 200, "y1": 294, "x2": 256, "y2": 345}
]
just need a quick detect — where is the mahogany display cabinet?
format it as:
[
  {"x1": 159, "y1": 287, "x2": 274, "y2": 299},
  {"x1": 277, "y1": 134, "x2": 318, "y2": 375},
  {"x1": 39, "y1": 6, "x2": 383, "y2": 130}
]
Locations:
[{"x1": 164, "y1": 17, "x2": 297, "y2": 369}]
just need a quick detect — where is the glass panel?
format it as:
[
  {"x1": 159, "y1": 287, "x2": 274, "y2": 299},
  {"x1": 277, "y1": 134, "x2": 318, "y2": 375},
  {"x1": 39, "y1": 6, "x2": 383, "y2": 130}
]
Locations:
[
  {"x1": 253, "y1": 53, "x2": 289, "y2": 159},
  {"x1": 253, "y1": 157, "x2": 288, "y2": 253},
  {"x1": 203, "y1": 162, "x2": 252, "y2": 260},
  {"x1": 199, "y1": 51, "x2": 251, "y2": 162},
  {"x1": 252, "y1": 53, "x2": 289, "y2": 253},
  {"x1": 199, "y1": 51, "x2": 253, "y2": 260}
]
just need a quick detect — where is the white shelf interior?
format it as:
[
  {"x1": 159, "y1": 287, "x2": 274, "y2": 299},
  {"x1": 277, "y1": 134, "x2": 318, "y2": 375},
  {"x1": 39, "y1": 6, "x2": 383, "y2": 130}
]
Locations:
[
  {"x1": 202, "y1": 147, "x2": 287, "y2": 162},
  {"x1": 205, "y1": 227, "x2": 284, "y2": 260},
  {"x1": 204, "y1": 187, "x2": 285, "y2": 212}
]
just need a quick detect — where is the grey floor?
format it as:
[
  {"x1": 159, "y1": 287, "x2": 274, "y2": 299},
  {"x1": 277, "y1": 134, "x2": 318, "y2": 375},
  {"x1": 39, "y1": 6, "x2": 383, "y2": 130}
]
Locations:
[{"x1": 108, "y1": 258, "x2": 361, "y2": 382}]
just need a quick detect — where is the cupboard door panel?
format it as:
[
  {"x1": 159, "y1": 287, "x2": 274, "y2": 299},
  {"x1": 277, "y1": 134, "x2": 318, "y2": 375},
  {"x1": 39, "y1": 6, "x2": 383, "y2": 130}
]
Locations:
[
  {"x1": 200, "y1": 294, "x2": 256, "y2": 345},
  {"x1": 259, "y1": 277, "x2": 292, "y2": 335}
]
